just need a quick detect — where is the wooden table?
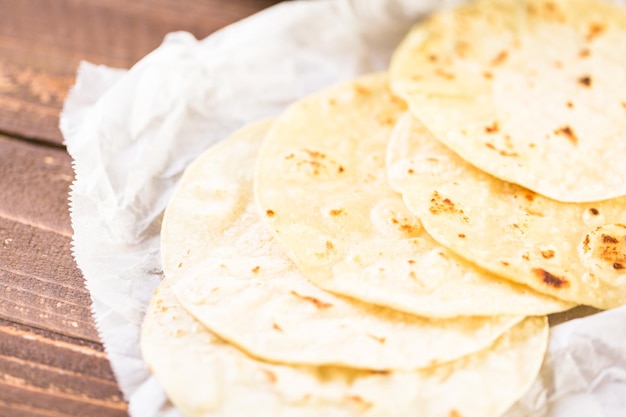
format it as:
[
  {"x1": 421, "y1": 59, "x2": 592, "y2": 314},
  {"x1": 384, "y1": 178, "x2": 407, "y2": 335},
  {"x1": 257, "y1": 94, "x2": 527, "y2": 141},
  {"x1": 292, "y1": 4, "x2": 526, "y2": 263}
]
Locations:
[{"x1": 0, "y1": 1, "x2": 281, "y2": 416}]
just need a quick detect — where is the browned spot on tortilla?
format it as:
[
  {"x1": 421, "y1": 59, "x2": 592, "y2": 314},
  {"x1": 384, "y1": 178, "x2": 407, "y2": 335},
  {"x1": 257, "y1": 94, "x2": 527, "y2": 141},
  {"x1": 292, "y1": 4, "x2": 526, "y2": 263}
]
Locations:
[
  {"x1": 499, "y1": 149, "x2": 518, "y2": 157},
  {"x1": 407, "y1": 259, "x2": 416, "y2": 265},
  {"x1": 589, "y1": 208, "x2": 599, "y2": 215},
  {"x1": 614, "y1": 263, "x2": 625, "y2": 270},
  {"x1": 485, "y1": 121, "x2": 499, "y2": 133},
  {"x1": 390, "y1": 95, "x2": 406, "y2": 106},
  {"x1": 285, "y1": 153, "x2": 295, "y2": 159},
  {"x1": 544, "y1": 1, "x2": 557, "y2": 11},
  {"x1": 435, "y1": 68, "x2": 455, "y2": 80},
  {"x1": 407, "y1": 168, "x2": 415, "y2": 174},
  {"x1": 483, "y1": 71, "x2": 493, "y2": 79},
  {"x1": 522, "y1": 252, "x2": 530, "y2": 261},
  {"x1": 367, "y1": 333, "x2": 386, "y2": 344},
  {"x1": 354, "y1": 84, "x2": 371, "y2": 95},
  {"x1": 486, "y1": 143, "x2": 518, "y2": 157},
  {"x1": 329, "y1": 208, "x2": 344, "y2": 216},
  {"x1": 306, "y1": 160, "x2": 322, "y2": 175},
  {"x1": 566, "y1": 101, "x2": 574, "y2": 108},
  {"x1": 177, "y1": 262, "x2": 183, "y2": 268},
  {"x1": 501, "y1": 261, "x2": 510, "y2": 266},
  {"x1": 326, "y1": 241, "x2": 335, "y2": 251},
  {"x1": 328, "y1": 99, "x2": 337, "y2": 106},
  {"x1": 376, "y1": 114, "x2": 396, "y2": 125},
  {"x1": 428, "y1": 54, "x2": 438, "y2": 62},
  {"x1": 578, "y1": 75, "x2": 592, "y2": 87},
  {"x1": 594, "y1": 229, "x2": 626, "y2": 263},
  {"x1": 491, "y1": 50, "x2": 508, "y2": 66},
  {"x1": 554, "y1": 60, "x2": 563, "y2": 69},
  {"x1": 272, "y1": 322, "x2": 283, "y2": 332},
  {"x1": 400, "y1": 223, "x2": 419, "y2": 235},
  {"x1": 540, "y1": 1, "x2": 565, "y2": 21},
  {"x1": 338, "y1": 165, "x2": 345, "y2": 173},
  {"x1": 449, "y1": 410, "x2": 463, "y2": 417},
  {"x1": 458, "y1": 233, "x2": 466, "y2": 238},
  {"x1": 554, "y1": 126, "x2": 578, "y2": 145},
  {"x1": 429, "y1": 192, "x2": 469, "y2": 222},
  {"x1": 622, "y1": 102, "x2": 626, "y2": 109},
  {"x1": 368, "y1": 370, "x2": 391, "y2": 375},
  {"x1": 541, "y1": 250, "x2": 555, "y2": 259},
  {"x1": 290, "y1": 291, "x2": 333, "y2": 309},
  {"x1": 582, "y1": 234, "x2": 591, "y2": 252},
  {"x1": 533, "y1": 268, "x2": 569, "y2": 288},
  {"x1": 524, "y1": 206, "x2": 544, "y2": 217},
  {"x1": 304, "y1": 149, "x2": 326, "y2": 159},
  {"x1": 586, "y1": 22, "x2": 606, "y2": 41},
  {"x1": 579, "y1": 48, "x2": 590, "y2": 58},
  {"x1": 296, "y1": 149, "x2": 341, "y2": 177},
  {"x1": 347, "y1": 395, "x2": 373, "y2": 409},
  {"x1": 251, "y1": 266, "x2": 261, "y2": 274},
  {"x1": 266, "y1": 209, "x2": 275, "y2": 217},
  {"x1": 524, "y1": 192, "x2": 536, "y2": 202},
  {"x1": 261, "y1": 369, "x2": 277, "y2": 383}
]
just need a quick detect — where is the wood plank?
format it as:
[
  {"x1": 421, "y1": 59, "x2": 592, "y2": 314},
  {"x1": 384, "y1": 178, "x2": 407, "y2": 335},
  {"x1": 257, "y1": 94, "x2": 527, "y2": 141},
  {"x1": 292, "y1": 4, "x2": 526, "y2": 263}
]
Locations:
[
  {"x1": 0, "y1": 400, "x2": 81, "y2": 417},
  {"x1": 0, "y1": 135, "x2": 74, "y2": 237},
  {"x1": 0, "y1": 384, "x2": 127, "y2": 417},
  {"x1": 0, "y1": 0, "x2": 282, "y2": 144},
  {"x1": 0, "y1": 319, "x2": 116, "y2": 383},
  {"x1": 0, "y1": 216, "x2": 97, "y2": 341},
  {"x1": 0, "y1": 319, "x2": 126, "y2": 417},
  {"x1": 0, "y1": 355, "x2": 122, "y2": 404}
]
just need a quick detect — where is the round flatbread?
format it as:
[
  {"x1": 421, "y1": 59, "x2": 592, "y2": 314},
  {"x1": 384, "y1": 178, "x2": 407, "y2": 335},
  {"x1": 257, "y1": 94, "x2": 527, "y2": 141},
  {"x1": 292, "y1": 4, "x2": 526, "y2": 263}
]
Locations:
[
  {"x1": 390, "y1": 0, "x2": 626, "y2": 203},
  {"x1": 163, "y1": 120, "x2": 521, "y2": 371},
  {"x1": 141, "y1": 276, "x2": 549, "y2": 417},
  {"x1": 254, "y1": 72, "x2": 573, "y2": 318},
  {"x1": 387, "y1": 112, "x2": 626, "y2": 309}
]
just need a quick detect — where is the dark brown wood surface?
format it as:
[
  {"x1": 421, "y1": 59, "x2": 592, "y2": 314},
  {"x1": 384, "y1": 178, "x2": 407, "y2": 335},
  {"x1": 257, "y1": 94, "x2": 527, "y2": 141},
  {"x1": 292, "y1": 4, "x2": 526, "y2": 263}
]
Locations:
[{"x1": 0, "y1": 1, "x2": 281, "y2": 416}]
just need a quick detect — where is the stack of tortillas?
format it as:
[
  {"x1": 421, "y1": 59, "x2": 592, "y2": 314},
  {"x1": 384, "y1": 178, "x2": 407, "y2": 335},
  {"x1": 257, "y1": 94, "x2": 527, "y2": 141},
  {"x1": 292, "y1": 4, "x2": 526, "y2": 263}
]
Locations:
[{"x1": 141, "y1": 0, "x2": 626, "y2": 416}]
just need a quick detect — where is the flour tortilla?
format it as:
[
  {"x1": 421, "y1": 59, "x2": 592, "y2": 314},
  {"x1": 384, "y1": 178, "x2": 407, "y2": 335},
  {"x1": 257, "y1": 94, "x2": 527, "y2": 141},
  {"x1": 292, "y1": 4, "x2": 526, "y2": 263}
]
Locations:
[
  {"x1": 163, "y1": 120, "x2": 522, "y2": 371},
  {"x1": 390, "y1": 0, "x2": 626, "y2": 203},
  {"x1": 387, "y1": 112, "x2": 626, "y2": 309},
  {"x1": 254, "y1": 72, "x2": 573, "y2": 318},
  {"x1": 141, "y1": 275, "x2": 549, "y2": 417}
]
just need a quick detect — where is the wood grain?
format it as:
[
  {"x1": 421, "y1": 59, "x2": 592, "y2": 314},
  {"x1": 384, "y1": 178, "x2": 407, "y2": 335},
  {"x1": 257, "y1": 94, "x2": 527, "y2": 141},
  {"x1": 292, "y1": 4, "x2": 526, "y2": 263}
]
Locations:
[
  {"x1": 0, "y1": 215, "x2": 97, "y2": 341},
  {"x1": 0, "y1": 319, "x2": 125, "y2": 417},
  {"x1": 0, "y1": 0, "x2": 282, "y2": 144},
  {"x1": 0, "y1": 136, "x2": 74, "y2": 236}
]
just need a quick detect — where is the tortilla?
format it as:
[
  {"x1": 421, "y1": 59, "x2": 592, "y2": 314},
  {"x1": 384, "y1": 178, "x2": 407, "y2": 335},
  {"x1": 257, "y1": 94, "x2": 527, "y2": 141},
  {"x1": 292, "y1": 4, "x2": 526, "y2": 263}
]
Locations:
[
  {"x1": 389, "y1": 0, "x2": 626, "y2": 203},
  {"x1": 141, "y1": 275, "x2": 549, "y2": 417},
  {"x1": 163, "y1": 120, "x2": 521, "y2": 371},
  {"x1": 254, "y1": 72, "x2": 574, "y2": 318},
  {"x1": 387, "y1": 112, "x2": 626, "y2": 309}
]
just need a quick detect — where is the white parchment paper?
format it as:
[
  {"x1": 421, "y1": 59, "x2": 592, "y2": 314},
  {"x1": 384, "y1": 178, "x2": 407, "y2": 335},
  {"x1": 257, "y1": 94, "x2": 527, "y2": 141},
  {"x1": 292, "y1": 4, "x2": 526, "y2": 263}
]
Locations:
[{"x1": 60, "y1": 1, "x2": 626, "y2": 416}]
